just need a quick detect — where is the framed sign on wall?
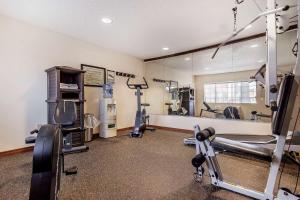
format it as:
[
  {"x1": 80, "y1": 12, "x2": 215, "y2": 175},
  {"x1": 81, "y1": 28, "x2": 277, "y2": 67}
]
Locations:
[
  {"x1": 81, "y1": 64, "x2": 106, "y2": 87},
  {"x1": 106, "y1": 70, "x2": 116, "y2": 84}
]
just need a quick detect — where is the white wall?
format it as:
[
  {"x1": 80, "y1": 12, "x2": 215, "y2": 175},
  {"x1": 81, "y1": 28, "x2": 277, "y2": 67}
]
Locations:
[{"x1": 0, "y1": 15, "x2": 145, "y2": 152}]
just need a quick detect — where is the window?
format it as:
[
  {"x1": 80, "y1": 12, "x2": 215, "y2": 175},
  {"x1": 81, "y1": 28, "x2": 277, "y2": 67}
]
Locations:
[{"x1": 204, "y1": 81, "x2": 256, "y2": 104}]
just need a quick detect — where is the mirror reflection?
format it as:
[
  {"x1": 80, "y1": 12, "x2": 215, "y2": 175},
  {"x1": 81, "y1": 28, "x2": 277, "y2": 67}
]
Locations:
[
  {"x1": 145, "y1": 54, "x2": 194, "y2": 116},
  {"x1": 145, "y1": 30, "x2": 296, "y2": 123}
]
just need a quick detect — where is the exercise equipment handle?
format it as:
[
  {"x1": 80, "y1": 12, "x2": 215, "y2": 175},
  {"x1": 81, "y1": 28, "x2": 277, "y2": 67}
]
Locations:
[
  {"x1": 126, "y1": 77, "x2": 149, "y2": 89},
  {"x1": 126, "y1": 77, "x2": 136, "y2": 89},
  {"x1": 142, "y1": 77, "x2": 149, "y2": 89},
  {"x1": 30, "y1": 129, "x2": 39, "y2": 134}
]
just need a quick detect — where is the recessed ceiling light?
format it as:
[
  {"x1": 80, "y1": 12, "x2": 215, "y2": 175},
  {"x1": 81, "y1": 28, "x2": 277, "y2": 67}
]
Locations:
[
  {"x1": 204, "y1": 67, "x2": 210, "y2": 70},
  {"x1": 257, "y1": 59, "x2": 264, "y2": 63},
  {"x1": 185, "y1": 57, "x2": 191, "y2": 61},
  {"x1": 101, "y1": 17, "x2": 113, "y2": 24},
  {"x1": 162, "y1": 47, "x2": 169, "y2": 51},
  {"x1": 250, "y1": 44, "x2": 259, "y2": 48},
  {"x1": 245, "y1": 24, "x2": 252, "y2": 30}
]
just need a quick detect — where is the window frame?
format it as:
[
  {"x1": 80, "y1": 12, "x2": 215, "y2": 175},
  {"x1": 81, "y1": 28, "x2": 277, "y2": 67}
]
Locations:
[{"x1": 204, "y1": 80, "x2": 257, "y2": 104}]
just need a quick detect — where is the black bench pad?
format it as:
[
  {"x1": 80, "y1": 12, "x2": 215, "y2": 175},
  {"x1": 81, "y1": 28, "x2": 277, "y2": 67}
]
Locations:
[
  {"x1": 216, "y1": 134, "x2": 276, "y2": 144},
  {"x1": 212, "y1": 137, "x2": 273, "y2": 162}
]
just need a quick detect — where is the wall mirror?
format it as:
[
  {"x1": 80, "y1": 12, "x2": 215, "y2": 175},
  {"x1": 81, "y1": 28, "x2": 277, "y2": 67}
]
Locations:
[
  {"x1": 145, "y1": 54, "x2": 194, "y2": 116},
  {"x1": 145, "y1": 30, "x2": 297, "y2": 123}
]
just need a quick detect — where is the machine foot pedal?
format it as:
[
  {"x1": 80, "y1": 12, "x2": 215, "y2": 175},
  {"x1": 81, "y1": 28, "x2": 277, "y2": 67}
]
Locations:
[
  {"x1": 130, "y1": 132, "x2": 143, "y2": 138},
  {"x1": 146, "y1": 127, "x2": 156, "y2": 132},
  {"x1": 65, "y1": 166, "x2": 78, "y2": 175},
  {"x1": 183, "y1": 137, "x2": 196, "y2": 145}
]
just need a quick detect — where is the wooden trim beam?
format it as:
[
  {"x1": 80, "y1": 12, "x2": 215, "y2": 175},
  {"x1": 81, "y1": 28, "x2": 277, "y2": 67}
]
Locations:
[
  {"x1": 144, "y1": 24, "x2": 298, "y2": 62},
  {"x1": 144, "y1": 33, "x2": 266, "y2": 62}
]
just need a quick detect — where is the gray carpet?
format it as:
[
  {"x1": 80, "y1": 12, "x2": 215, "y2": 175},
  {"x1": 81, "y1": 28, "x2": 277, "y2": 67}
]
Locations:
[{"x1": 0, "y1": 130, "x2": 299, "y2": 200}]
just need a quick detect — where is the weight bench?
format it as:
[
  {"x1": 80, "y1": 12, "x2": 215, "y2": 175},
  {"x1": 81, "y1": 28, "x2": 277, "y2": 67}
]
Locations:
[
  {"x1": 184, "y1": 133, "x2": 277, "y2": 146},
  {"x1": 212, "y1": 137, "x2": 273, "y2": 162},
  {"x1": 199, "y1": 101, "x2": 221, "y2": 117},
  {"x1": 192, "y1": 74, "x2": 299, "y2": 200}
]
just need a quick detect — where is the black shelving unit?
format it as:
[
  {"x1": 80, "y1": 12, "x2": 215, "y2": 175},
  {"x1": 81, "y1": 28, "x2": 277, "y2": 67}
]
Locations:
[{"x1": 45, "y1": 66, "x2": 85, "y2": 147}]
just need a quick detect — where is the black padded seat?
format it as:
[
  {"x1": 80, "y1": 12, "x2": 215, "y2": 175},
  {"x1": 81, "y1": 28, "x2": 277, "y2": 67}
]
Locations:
[
  {"x1": 216, "y1": 134, "x2": 276, "y2": 144},
  {"x1": 61, "y1": 126, "x2": 82, "y2": 134},
  {"x1": 54, "y1": 101, "x2": 83, "y2": 135},
  {"x1": 212, "y1": 137, "x2": 273, "y2": 162}
]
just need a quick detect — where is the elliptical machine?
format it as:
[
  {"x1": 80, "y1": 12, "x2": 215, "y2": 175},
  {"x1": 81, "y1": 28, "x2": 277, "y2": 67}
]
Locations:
[{"x1": 127, "y1": 77, "x2": 155, "y2": 137}]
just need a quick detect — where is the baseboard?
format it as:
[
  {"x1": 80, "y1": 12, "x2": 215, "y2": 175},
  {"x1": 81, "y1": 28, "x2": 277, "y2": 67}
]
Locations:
[
  {"x1": 90, "y1": 128, "x2": 133, "y2": 139},
  {"x1": 117, "y1": 127, "x2": 133, "y2": 136},
  {"x1": 150, "y1": 125, "x2": 193, "y2": 134},
  {"x1": 117, "y1": 127, "x2": 133, "y2": 132},
  {"x1": 117, "y1": 125, "x2": 193, "y2": 134},
  {"x1": 0, "y1": 126, "x2": 190, "y2": 157},
  {"x1": 0, "y1": 146, "x2": 34, "y2": 158},
  {"x1": 92, "y1": 134, "x2": 99, "y2": 140}
]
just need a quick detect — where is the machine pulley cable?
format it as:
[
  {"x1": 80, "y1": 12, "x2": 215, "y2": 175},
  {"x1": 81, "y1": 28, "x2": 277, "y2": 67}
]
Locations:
[{"x1": 233, "y1": 6, "x2": 238, "y2": 32}]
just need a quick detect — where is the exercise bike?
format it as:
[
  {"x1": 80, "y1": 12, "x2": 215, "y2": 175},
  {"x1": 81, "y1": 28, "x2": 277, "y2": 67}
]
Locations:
[
  {"x1": 127, "y1": 77, "x2": 155, "y2": 137},
  {"x1": 25, "y1": 101, "x2": 86, "y2": 200}
]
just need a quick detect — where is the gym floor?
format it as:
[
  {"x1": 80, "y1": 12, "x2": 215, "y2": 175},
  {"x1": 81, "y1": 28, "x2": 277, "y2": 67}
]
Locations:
[{"x1": 0, "y1": 129, "x2": 299, "y2": 200}]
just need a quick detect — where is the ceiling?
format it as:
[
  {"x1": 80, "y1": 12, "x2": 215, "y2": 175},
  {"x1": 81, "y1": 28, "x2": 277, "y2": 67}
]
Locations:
[
  {"x1": 149, "y1": 31, "x2": 297, "y2": 75},
  {"x1": 0, "y1": 0, "x2": 296, "y2": 59}
]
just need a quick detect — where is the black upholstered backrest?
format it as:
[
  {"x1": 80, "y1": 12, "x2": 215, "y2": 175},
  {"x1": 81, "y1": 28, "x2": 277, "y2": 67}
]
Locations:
[
  {"x1": 272, "y1": 74, "x2": 295, "y2": 135},
  {"x1": 54, "y1": 101, "x2": 77, "y2": 126},
  {"x1": 203, "y1": 101, "x2": 212, "y2": 111}
]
